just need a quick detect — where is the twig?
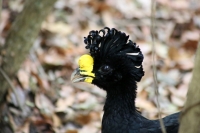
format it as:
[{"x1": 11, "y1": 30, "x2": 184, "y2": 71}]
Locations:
[
  {"x1": 150, "y1": 1, "x2": 166, "y2": 133},
  {"x1": 0, "y1": 0, "x2": 2, "y2": 19},
  {"x1": 0, "y1": 67, "x2": 22, "y2": 110},
  {"x1": 30, "y1": 38, "x2": 48, "y2": 79}
]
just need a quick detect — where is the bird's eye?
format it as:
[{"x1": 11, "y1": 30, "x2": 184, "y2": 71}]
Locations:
[{"x1": 99, "y1": 65, "x2": 112, "y2": 74}]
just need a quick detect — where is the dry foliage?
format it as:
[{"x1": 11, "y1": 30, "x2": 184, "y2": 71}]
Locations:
[{"x1": 0, "y1": 0, "x2": 200, "y2": 132}]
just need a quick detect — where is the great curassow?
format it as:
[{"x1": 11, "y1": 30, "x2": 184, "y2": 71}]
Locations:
[{"x1": 71, "y1": 27, "x2": 180, "y2": 133}]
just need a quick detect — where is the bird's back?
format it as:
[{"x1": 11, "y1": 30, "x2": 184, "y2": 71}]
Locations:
[
  {"x1": 138, "y1": 112, "x2": 180, "y2": 133},
  {"x1": 163, "y1": 112, "x2": 180, "y2": 133},
  {"x1": 102, "y1": 111, "x2": 180, "y2": 133}
]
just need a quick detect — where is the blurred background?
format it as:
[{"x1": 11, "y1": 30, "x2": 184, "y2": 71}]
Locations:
[{"x1": 0, "y1": 0, "x2": 200, "y2": 132}]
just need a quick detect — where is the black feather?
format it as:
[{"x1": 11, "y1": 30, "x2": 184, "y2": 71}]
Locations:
[
  {"x1": 84, "y1": 27, "x2": 143, "y2": 64},
  {"x1": 82, "y1": 27, "x2": 179, "y2": 133}
]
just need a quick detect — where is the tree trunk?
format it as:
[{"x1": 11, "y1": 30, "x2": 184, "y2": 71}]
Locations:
[
  {"x1": 179, "y1": 43, "x2": 200, "y2": 133},
  {"x1": 0, "y1": 0, "x2": 56, "y2": 103}
]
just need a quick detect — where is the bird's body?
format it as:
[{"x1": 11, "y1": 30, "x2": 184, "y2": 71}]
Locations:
[
  {"x1": 103, "y1": 111, "x2": 179, "y2": 133},
  {"x1": 71, "y1": 27, "x2": 180, "y2": 133},
  {"x1": 102, "y1": 87, "x2": 179, "y2": 133}
]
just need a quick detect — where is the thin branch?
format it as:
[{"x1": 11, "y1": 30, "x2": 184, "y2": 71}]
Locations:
[
  {"x1": 150, "y1": 0, "x2": 166, "y2": 133},
  {"x1": 0, "y1": 67, "x2": 22, "y2": 109},
  {"x1": 0, "y1": 0, "x2": 2, "y2": 19}
]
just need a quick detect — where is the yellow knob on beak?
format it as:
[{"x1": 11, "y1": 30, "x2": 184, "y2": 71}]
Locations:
[{"x1": 71, "y1": 54, "x2": 95, "y2": 83}]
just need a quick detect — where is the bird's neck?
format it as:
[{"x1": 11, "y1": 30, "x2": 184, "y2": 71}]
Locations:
[
  {"x1": 102, "y1": 85, "x2": 142, "y2": 133},
  {"x1": 103, "y1": 85, "x2": 137, "y2": 115}
]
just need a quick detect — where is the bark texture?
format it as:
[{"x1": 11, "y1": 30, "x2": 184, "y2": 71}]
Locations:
[
  {"x1": 179, "y1": 43, "x2": 200, "y2": 133},
  {"x1": 0, "y1": 0, "x2": 56, "y2": 103}
]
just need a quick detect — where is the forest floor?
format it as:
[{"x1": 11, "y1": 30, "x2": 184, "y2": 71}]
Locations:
[{"x1": 0, "y1": 0, "x2": 200, "y2": 133}]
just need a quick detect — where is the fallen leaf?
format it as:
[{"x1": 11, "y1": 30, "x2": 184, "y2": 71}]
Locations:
[
  {"x1": 182, "y1": 72, "x2": 192, "y2": 85},
  {"x1": 72, "y1": 96, "x2": 98, "y2": 110},
  {"x1": 169, "y1": 1, "x2": 189, "y2": 10},
  {"x1": 56, "y1": 96, "x2": 75, "y2": 111},
  {"x1": 78, "y1": 123, "x2": 99, "y2": 133},
  {"x1": 59, "y1": 85, "x2": 74, "y2": 98},
  {"x1": 75, "y1": 113, "x2": 92, "y2": 125},
  {"x1": 52, "y1": 113, "x2": 62, "y2": 127},
  {"x1": 66, "y1": 130, "x2": 78, "y2": 133},
  {"x1": 170, "y1": 95, "x2": 185, "y2": 107},
  {"x1": 102, "y1": 11, "x2": 115, "y2": 28},
  {"x1": 168, "y1": 46, "x2": 193, "y2": 62},
  {"x1": 35, "y1": 93, "x2": 54, "y2": 116},
  {"x1": 42, "y1": 21, "x2": 72, "y2": 35},
  {"x1": 76, "y1": 92, "x2": 91, "y2": 103},
  {"x1": 177, "y1": 59, "x2": 194, "y2": 70},
  {"x1": 7, "y1": 86, "x2": 26, "y2": 108},
  {"x1": 41, "y1": 48, "x2": 67, "y2": 66},
  {"x1": 17, "y1": 69, "x2": 30, "y2": 89}
]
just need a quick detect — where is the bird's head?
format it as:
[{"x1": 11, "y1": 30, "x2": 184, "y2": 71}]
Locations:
[{"x1": 71, "y1": 27, "x2": 144, "y2": 92}]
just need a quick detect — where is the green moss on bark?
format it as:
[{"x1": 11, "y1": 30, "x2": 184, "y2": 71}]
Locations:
[
  {"x1": 179, "y1": 44, "x2": 200, "y2": 133},
  {"x1": 0, "y1": 0, "x2": 56, "y2": 103}
]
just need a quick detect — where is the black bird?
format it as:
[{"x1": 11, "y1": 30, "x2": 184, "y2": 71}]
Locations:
[{"x1": 71, "y1": 27, "x2": 180, "y2": 133}]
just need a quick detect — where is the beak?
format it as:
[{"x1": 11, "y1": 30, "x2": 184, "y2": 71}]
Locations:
[{"x1": 71, "y1": 68, "x2": 86, "y2": 83}]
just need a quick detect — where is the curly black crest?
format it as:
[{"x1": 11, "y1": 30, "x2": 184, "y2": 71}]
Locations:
[{"x1": 84, "y1": 27, "x2": 143, "y2": 66}]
